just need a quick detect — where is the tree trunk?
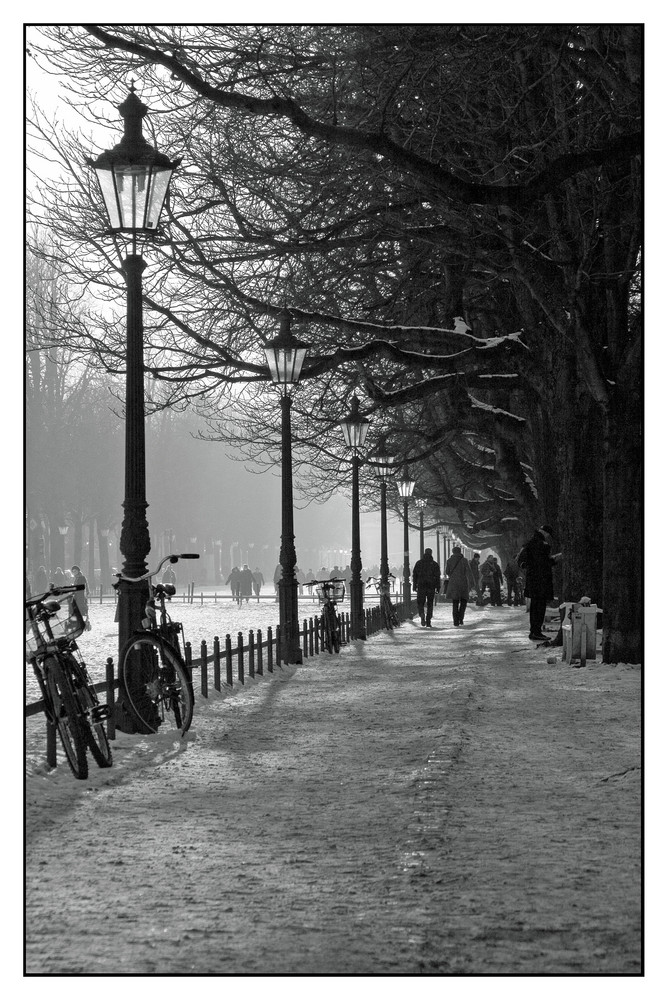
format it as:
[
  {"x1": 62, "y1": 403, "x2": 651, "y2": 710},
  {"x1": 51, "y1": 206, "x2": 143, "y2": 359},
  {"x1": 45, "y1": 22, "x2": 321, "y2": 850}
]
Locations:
[
  {"x1": 601, "y1": 384, "x2": 642, "y2": 663},
  {"x1": 97, "y1": 525, "x2": 111, "y2": 591},
  {"x1": 87, "y1": 518, "x2": 96, "y2": 590}
]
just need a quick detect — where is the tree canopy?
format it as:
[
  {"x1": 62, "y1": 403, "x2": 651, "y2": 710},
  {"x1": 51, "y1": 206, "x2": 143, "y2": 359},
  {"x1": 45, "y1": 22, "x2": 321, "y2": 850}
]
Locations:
[{"x1": 26, "y1": 24, "x2": 643, "y2": 660}]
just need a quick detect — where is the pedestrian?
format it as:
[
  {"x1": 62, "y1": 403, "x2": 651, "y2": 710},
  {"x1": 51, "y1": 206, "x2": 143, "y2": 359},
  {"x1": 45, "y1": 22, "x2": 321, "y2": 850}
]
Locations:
[
  {"x1": 412, "y1": 547, "x2": 441, "y2": 627},
  {"x1": 70, "y1": 565, "x2": 90, "y2": 630},
  {"x1": 470, "y1": 553, "x2": 483, "y2": 605},
  {"x1": 34, "y1": 565, "x2": 48, "y2": 594},
  {"x1": 252, "y1": 567, "x2": 264, "y2": 602},
  {"x1": 517, "y1": 524, "x2": 563, "y2": 641},
  {"x1": 162, "y1": 563, "x2": 177, "y2": 588},
  {"x1": 238, "y1": 564, "x2": 254, "y2": 604},
  {"x1": 504, "y1": 556, "x2": 522, "y2": 606},
  {"x1": 445, "y1": 545, "x2": 476, "y2": 626},
  {"x1": 296, "y1": 566, "x2": 305, "y2": 596},
  {"x1": 52, "y1": 566, "x2": 66, "y2": 588},
  {"x1": 273, "y1": 563, "x2": 283, "y2": 602},
  {"x1": 479, "y1": 555, "x2": 497, "y2": 604},
  {"x1": 226, "y1": 565, "x2": 242, "y2": 604},
  {"x1": 491, "y1": 557, "x2": 504, "y2": 606},
  {"x1": 329, "y1": 565, "x2": 341, "y2": 580}
]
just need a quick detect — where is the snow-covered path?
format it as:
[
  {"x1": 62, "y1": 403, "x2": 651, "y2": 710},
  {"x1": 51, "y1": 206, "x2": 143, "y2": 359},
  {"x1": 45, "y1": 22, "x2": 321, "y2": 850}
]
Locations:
[{"x1": 25, "y1": 605, "x2": 641, "y2": 975}]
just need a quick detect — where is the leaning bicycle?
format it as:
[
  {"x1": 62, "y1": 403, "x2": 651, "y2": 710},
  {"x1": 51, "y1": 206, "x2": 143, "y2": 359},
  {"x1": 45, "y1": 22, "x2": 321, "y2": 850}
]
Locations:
[
  {"x1": 308, "y1": 578, "x2": 346, "y2": 653},
  {"x1": 366, "y1": 575, "x2": 399, "y2": 629},
  {"x1": 26, "y1": 585, "x2": 113, "y2": 780},
  {"x1": 116, "y1": 553, "x2": 199, "y2": 736}
]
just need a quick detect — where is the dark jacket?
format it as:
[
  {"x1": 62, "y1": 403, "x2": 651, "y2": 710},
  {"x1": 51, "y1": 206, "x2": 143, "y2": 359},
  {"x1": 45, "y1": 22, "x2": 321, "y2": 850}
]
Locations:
[
  {"x1": 412, "y1": 553, "x2": 441, "y2": 593},
  {"x1": 445, "y1": 551, "x2": 475, "y2": 601},
  {"x1": 517, "y1": 533, "x2": 556, "y2": 600}
]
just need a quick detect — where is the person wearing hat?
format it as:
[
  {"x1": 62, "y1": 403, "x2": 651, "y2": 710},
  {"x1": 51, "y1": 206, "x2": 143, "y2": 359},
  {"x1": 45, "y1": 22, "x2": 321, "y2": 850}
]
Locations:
[
  {"x1": 411, "y1": 547, "x2": 441, "y2": 627},
  {"x1": 517, "y1": 525, "x2": 562, "y2": 640},
  {"x1": 445, "y1": 545, "x2": 476, "y2": 626}
]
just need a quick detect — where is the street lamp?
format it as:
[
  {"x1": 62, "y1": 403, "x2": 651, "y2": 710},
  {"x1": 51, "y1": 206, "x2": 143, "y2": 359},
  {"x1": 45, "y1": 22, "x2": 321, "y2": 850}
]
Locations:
[
  {"x1": 263, "y1": 311, "x2": 310, "y2": 663},
  {"x1": 88, "y1": 82, "x2": 180, "y2": 729},
  {"x1": 414, "y1": 498, "x2": 427, "y2": 558},
  {"x1": 371, "y1": 448, "x2": 396, "y2": 594},
  {"x1": 397, "y1": 467, "x2": 416, "y2": 607},
  {"x1": 340, "y1": 395, "x2": 371, "y2": 641}
]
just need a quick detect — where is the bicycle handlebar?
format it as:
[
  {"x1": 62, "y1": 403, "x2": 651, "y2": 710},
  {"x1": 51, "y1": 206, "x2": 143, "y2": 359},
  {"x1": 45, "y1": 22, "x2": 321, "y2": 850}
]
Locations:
[
  {"x1": 115, "y1": 552, "x2": 200, "y2": 585},
  {"x1": 307, "y1": 578, "x2": 346, "y2": 587},
  {"x1": 25, "y1": 584, "x2": 85, "y2": 608}
]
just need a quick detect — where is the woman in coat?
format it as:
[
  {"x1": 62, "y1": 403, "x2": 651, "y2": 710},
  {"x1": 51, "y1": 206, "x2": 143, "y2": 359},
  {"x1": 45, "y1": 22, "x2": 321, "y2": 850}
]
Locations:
[{"x1": 445, "y1": 546, "x2": 475, "y2": 626}]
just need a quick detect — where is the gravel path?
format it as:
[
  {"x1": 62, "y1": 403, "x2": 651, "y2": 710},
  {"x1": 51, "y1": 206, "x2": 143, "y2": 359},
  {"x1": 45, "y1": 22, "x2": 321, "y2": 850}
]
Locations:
[{"x1": 25, "y1": 605, "x2": 641, "y2": 975}]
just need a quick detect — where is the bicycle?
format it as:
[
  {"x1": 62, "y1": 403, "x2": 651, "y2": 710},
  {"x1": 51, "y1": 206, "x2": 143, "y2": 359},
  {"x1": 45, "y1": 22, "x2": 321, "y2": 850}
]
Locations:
[
  {"x1": 366, "y1": 575, "x2": 399, "y2": 630},
  {"x1": 308, "y1": 578, "x2": 346, "y2": 653},
  {"x1": 116, "y1": 553, "x2": 199, "y2": 736},
  {"x1": 25, "y1": 585, "x2": 113, "y2": 780}
]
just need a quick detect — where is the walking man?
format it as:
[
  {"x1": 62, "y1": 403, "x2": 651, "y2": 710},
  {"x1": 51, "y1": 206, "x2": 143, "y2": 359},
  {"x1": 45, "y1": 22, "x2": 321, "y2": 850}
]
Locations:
[
  {"x1": 412, "y1": 547, "x2": 441, "y2": 628},
  {"x1": 445, "y1": 545, "x2": 475, "y2": 626}
]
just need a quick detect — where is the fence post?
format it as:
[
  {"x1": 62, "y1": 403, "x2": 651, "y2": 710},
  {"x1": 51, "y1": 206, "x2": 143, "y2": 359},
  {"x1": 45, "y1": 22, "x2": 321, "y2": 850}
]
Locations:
[
  {"x1": 267, "y1": 626, "x2": 273, "y2": 673},
  {"x1": 257, "y1": 630, "x2": 263, "y2": 676},
  {"x1": 314, "y1": 615, "x2": 320, "y2": 654},
  {"x1": 248, "y1": 630, "x2": 255, "y2": 679},
  {"x1": 302, "y1": 619, "x2": 308, "y2": 659},
  {"x1": 276, "y1": 625, "x2": 281, "y2": 666},
  {"x1": 105, "y1": 657, "x2": 116, "y2": 740},
  {"x1": 213, "y1": 636, "x2": 221, "y2": 691},
  {"x1": 309, "y1": 618, "x2": 314, "y2": 657},
  {"x1": 200, "y1": 639, "x2": 208, "y2": 697},
  {"x1": 225, "y1": 633, "x2": 233, "y2": 687},
  {"x1": 237, "y1": 631, "x2": 245, "y2": 685}
]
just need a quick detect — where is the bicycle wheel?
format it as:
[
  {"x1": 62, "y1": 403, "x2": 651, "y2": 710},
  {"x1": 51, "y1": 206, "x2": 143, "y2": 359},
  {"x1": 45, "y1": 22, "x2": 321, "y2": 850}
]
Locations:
[
  {"x1": 324, "y1": 604, "x2": 341, "y2": 654},
  {"x1": 382, "y1": 595, "x2": 399, "y2": 629},
  {"x1": 44, "y1": 656, "x2": 89, "y2": 779},
  {"x1": 120, "y1": 632, "x2": 193, "y2": 735},
  {"x1": 320, "y1": 609, "x2": 333, "y2": 653},
  {"x1": 67, "y1": 656, "x2": 113, "y2": 768}
]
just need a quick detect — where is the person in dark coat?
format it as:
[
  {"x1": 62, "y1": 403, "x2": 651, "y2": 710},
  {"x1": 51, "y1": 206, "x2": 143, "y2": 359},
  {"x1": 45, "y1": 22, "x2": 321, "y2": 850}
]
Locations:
[
  {"x1": 226, "y1": 566, "x2": 242, "y2": 604},
  {"x1": 491, "y1": 558, "x2": 504, "y2": 606},
  {"x1": 470, "y1": 553, "x2": 482, "y2": 605},
  {"x1": 238, "y1": 564, "x2": 254, "y2": 604},
  {"x1": 252, "y1": 567, "x2": 264, "y2": 602},
  {"x1": 445, "y1": 546, "x2": 476, "y2": 626},
  {"x1": 504, "y1": 556, "x2": 521, "y2": 606},
  {"x1": 34, "y1": 565, "x2": 48, "y2": 595},
  {"x1": 412, "y1": 547, "x2": 441, "y2": 627},
  {"x1": 517, "y1": 524, "x2": 562, "y2": 640}
]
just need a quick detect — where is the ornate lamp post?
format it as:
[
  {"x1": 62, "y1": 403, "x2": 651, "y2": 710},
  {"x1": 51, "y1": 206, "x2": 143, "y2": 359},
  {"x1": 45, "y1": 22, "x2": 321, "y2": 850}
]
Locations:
[
  {"x1": 371, "y1": 449, "x2": 396, "y2": 594},
  {"x1": 88, "y1": 84, "x2": 180, "y2": 727},
  {"x1": 397, "y1": 467, "x2": 416, "y2": 607},
  {"x1": 263, "y1": 311, "x2": 310, "y2": 664},
  {"x1": 415, "y1": 498, "x2": 427, "y2": 558},
  {"x1": 340, "y1": 395, "x2": 371, "y2": 641}
]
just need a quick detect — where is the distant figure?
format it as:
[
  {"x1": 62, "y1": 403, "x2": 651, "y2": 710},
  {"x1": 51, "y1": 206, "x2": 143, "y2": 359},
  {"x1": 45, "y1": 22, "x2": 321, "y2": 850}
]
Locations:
[
  {"x1": 445, "y1": 546, "x2": 475, "y2": 626},
  {"x1": 52, "y1": 566, "x2": 66, "y2": 588},
  {"x1": 479, "y1": 556, "x2": 499, "y2": 605},
  {"x1": 226, "y1": 566, "x2": 242, "y2": 604},
  {"x1": 70, "y1": 565, "x2": 90, "y2": 627},
  {"x1": 412, "y1": 547, "x2": 441, "y2": 628},
  {"x1": 162, "y1": 564, "x2": 177, "y2": 587},
  {"x1": 329, "y1": 565, "x2": 341, "y2": 580},
  {"x1": 470, "y1": 553, "x2": 482, "y2": 605},
  {"x1": 342, "y1": 564, "x2": 352, "y2": 584},
  {"x1": 273, "y1": 563, "x2": 282, "y2": 602},
  {"x1": 239, "y1": 564, "x2": 254, "y2": 604},
  {"x1": 34, "y1": 565, "x2": 48, "y2": 594},
  {"x1": 64, "y1": 568, "x2": 74, "y2": 585},
  {"x1": 491, "y1": 558, "x2": 504, "y2": 606},
  {"x1": 252, "y1": 567, "x2": 264, "y2": 602},
  {"x1": 504, "y1": 556, "x2": 521, "y2": 606},
  {"x1": 296, "y1": 566, "x2": 305, "y2": 595}
]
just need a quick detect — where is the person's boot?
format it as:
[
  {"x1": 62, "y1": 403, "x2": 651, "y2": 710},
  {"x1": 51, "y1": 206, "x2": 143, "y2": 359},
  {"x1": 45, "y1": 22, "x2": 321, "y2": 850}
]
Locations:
[{"x1": 420, "y1": 612, "x2": 425, "y2": 626}]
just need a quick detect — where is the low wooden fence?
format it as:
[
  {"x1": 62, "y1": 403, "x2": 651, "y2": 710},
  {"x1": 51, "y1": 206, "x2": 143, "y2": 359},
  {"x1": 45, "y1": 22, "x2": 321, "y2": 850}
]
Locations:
[{"x1": 26, "y1": 598, "x2": 417, "y2": 771}]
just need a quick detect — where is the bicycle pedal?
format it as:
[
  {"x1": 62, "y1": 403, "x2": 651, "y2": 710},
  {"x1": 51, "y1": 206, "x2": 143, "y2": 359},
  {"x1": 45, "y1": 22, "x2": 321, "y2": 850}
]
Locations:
[{"x1": 91, "y1": 704, "x2": 111, "y2": 723}]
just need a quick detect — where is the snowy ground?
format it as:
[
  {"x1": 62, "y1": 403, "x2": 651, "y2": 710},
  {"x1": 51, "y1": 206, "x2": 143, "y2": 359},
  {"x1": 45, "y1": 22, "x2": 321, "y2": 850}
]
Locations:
[{"x1": 22, "y1": 601, "x2": 646, "y2": 986}]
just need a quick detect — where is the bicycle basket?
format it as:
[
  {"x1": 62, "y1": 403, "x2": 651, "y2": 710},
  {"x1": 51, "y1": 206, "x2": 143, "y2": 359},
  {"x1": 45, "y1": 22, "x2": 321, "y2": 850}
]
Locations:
[
  {"x1": 316, "y1": 581, "x2": 346, "y2": 603},
  {"x1": 25, "y1": 598, "x2": 85, "y2": 657}
]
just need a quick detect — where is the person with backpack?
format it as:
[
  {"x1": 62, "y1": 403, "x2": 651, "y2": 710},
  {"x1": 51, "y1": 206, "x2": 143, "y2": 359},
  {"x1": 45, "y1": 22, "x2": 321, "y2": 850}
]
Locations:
[
  {"x1": 412, "y1": 547, "x2": 441, "y2": 628},
  {"x1": 445, "y1": 546, "x2": 476, "y2": 626}
]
